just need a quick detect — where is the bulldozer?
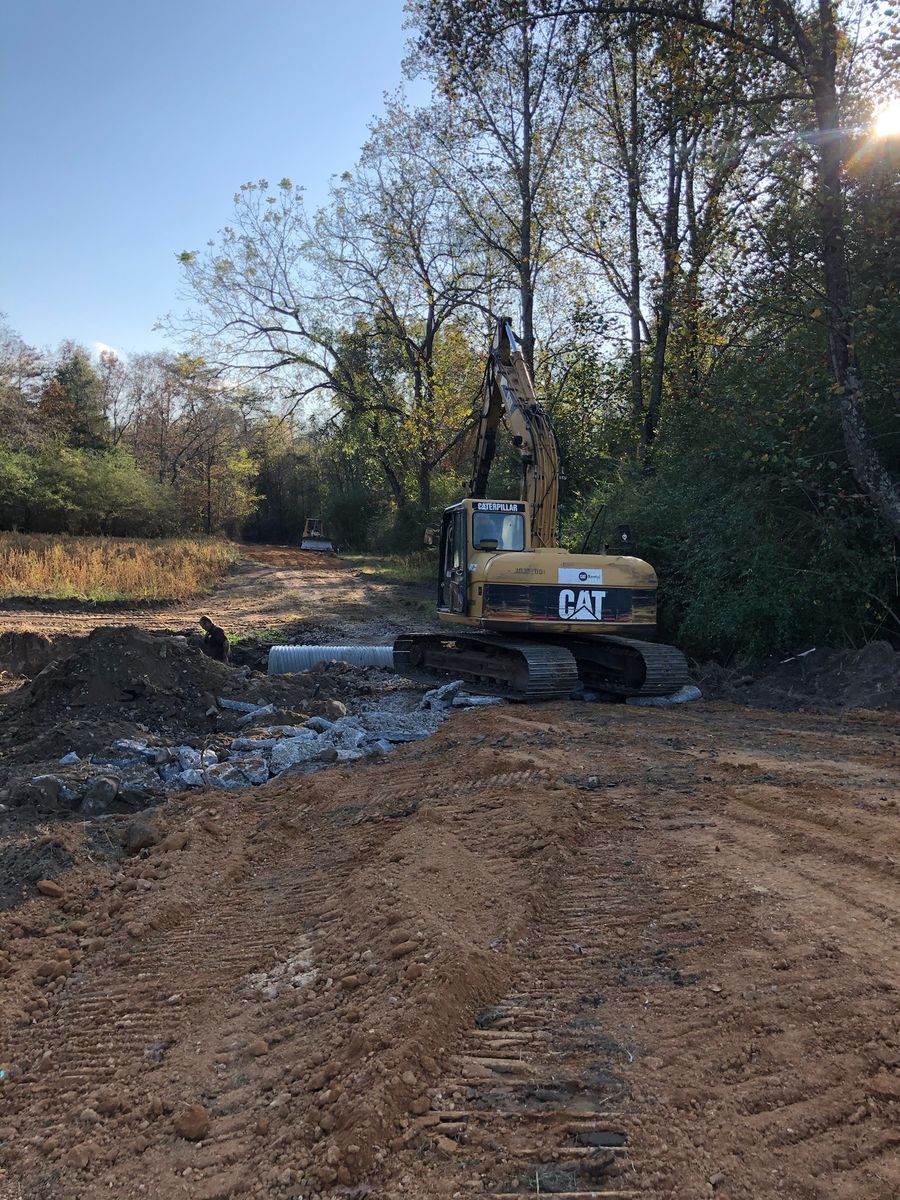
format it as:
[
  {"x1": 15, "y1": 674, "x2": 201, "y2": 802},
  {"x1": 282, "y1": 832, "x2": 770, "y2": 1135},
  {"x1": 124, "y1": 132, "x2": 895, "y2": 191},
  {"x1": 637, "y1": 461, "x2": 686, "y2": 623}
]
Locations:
[
  {"x1": 300, "y1": 518, "x2": 334, "y2": 553},
  {"x1": 394, "y1": 318, "x2": 691, "y2": 700}
]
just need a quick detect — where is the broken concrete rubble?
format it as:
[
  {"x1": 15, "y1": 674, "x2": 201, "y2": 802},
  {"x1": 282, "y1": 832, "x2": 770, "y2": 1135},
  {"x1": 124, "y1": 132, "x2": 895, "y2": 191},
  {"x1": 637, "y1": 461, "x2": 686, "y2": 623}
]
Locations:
[
  {"x1": 6, "y1": 653, "x2": 502, "y2": 816},
  {"x1": 205, "y1": 762, "x2": 249, "y2": 789},
  {"x1": 419, "y1": 679, "x2": 464, "y2": 710}
]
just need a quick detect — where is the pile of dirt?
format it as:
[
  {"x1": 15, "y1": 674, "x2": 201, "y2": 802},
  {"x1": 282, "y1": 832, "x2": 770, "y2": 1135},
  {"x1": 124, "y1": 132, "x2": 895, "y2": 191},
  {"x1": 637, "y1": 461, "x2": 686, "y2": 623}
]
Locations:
[
  {"x1": 0, "y1": 631, "x2": 79, "y2": 679},
  {"x1": 0, "y1": 839, "x2": 73, "y2": 911},
  {"x1": 0, "y1": 627, "x2": 393, "y2": 768},
  {"x1": 700, "y1": 639, "x2": 900, "y2": 712},
  {"x1": 0, "y1": 711, "x2": 570, "y2": 1198},
  {"x1": 0, "y1": 627, "x2": 449, "y2": 820}
]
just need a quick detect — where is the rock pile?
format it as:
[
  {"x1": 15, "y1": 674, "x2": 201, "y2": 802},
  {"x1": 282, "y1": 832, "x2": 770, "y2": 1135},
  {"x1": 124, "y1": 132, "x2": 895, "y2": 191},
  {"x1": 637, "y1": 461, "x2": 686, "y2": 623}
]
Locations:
[{"x1": 0, "y1": 638, "x2": 500, "y2": 815}]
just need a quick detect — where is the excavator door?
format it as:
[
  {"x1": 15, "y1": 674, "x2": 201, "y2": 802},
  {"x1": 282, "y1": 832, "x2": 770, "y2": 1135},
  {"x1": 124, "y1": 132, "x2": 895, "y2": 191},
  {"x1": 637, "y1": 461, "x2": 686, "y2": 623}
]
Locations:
[{"x1": 437, "y1": 507, "x2": 468, "y2": 614}]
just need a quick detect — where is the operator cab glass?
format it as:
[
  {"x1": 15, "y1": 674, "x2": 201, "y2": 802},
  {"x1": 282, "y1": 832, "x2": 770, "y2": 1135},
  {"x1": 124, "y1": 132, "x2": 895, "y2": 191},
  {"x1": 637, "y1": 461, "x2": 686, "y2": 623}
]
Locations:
[{"x1": 473, "y1": 511, "x2": 525, "y2": 551}]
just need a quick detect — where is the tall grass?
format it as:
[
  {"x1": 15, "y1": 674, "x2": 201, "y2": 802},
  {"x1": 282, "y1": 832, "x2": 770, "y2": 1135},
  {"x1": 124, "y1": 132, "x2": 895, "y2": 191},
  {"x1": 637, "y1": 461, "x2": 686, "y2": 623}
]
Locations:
[{"x1": 0, "y1": 534, "x2": 237, "y2": 601}]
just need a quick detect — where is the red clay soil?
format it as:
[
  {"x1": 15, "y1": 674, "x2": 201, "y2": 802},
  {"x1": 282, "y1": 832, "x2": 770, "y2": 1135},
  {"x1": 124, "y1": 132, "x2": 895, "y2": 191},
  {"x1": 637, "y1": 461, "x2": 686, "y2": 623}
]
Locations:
[{"x1": 0, "y1": 698, "x2": 897, "y2": 1200}]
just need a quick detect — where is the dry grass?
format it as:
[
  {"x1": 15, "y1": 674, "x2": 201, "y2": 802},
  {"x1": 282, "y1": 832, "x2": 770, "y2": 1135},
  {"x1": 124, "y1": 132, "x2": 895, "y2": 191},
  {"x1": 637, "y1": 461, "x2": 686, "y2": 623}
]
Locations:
[{"x1": 0, "y1": 534, "x2": 237, "y2": 602}]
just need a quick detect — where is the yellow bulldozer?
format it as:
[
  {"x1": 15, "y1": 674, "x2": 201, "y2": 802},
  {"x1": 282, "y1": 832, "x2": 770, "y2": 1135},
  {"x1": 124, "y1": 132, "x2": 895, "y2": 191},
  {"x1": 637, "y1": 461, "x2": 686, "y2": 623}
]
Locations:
[
  {"x1": 300, "y1": 518, "x2": 334, "y2": 553},
  {"x1": 394, "y1": 318, "x2": 690, "y2": 700}
]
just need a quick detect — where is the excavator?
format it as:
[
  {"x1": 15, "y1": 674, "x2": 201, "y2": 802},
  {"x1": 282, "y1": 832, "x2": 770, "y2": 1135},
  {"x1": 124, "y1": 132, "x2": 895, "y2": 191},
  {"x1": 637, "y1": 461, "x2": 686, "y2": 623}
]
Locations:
[{"x1": 393, "y1": 318, "x2": 691, "y2": 700}]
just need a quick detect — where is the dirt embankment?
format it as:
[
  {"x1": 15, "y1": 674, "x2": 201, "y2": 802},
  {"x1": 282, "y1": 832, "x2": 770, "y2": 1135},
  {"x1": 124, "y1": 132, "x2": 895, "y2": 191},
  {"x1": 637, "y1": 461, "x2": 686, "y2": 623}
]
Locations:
[
  {"x1": 700, "y1": 640, "x2": 900, "y2": 713},
  {"x1": 0, "y1": 697, "x2": 897, "y2": 1199}
]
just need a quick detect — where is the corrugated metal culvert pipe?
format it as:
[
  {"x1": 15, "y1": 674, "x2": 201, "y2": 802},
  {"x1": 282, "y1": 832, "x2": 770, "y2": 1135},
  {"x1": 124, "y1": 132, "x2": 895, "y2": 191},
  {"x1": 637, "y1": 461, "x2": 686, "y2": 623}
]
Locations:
[{"x1": 267, "y1": 644, "x2": 395, "y2": 675}]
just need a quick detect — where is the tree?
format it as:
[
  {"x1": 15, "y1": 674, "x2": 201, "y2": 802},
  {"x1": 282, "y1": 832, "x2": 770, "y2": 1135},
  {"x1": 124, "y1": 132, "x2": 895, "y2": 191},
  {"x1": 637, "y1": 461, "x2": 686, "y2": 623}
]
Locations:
[
  {"x1": 413, "y1": 0, "x2": 900, "y2": 533},
  {"x1": 39, "y1": 348, "x2": 109, "y2": 450},
  {"x1": 408, "y1": 0, "x2": 586, "y2": 373},
  {"x1": 0, "y1": 319, "x2": 43, "y2": 449},
  {"x1": 174, "y1": 111, "x2": 487, "y2": 522}
]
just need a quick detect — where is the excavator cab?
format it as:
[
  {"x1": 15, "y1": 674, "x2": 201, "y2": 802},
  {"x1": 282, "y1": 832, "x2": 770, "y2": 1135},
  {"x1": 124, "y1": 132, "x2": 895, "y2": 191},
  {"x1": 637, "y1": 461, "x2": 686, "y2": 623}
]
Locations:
[
  {"x1": 438, "y1": 500, "x2": 530, "y2": 614},
  {"x1": 472, "y1": 507, "x2": 526, "y2": 551}
]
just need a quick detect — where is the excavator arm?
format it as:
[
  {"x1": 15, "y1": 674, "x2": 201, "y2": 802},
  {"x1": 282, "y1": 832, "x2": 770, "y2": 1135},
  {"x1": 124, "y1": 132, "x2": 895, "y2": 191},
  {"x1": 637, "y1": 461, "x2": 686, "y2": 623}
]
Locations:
[{"x1": 469, "y1": 318, "x2": 561, "y2": 549}]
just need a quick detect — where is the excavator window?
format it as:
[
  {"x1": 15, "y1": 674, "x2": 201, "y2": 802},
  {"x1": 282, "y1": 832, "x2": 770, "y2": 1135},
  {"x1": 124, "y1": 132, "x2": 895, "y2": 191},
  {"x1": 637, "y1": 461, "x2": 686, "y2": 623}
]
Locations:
[{"x1": 473, "y1": 512, "x2": 524, "y2": 552}]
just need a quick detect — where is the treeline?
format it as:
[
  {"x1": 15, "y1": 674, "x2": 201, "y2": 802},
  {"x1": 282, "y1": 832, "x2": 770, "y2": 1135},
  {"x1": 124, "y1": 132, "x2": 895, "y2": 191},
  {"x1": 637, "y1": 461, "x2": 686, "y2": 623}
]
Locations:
[
  {"x1": 2, "y1": 0, "x2": 898, "y2": 659},
  {"x1": 0, "y1": 334, "x2": 260, "y2": 537}
]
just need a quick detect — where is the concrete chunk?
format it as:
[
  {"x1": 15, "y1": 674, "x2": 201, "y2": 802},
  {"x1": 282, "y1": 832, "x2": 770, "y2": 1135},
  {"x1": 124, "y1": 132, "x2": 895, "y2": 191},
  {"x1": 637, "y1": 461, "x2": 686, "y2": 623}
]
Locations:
[
  {"x1": 217, "y1": 697, "x2": 270, "y2": 713},
  {"x1": 204, "y1": 762, "x2": 248, "y2": 789},
  {"x1": 419, "y1": 680, "x2": 464, "y2": 710},
  {"x1": 627, "y1": 685, "x2": 702, "y2": 707},
  {"x1": 270, "y1": 736, "x2": 324, "y2": 775},
  {"x1": 241, "y1": 756, "x2": 270, "y2": 785},
  {"x1": 305, "y1": 716, "x2": 336, "y2": 734},
  {"x1": 236, "y1": 704, "x2": 277, "y2": 726},
  {"x1": 177, "y1": 746, "x2": 202, "y2": 771}
]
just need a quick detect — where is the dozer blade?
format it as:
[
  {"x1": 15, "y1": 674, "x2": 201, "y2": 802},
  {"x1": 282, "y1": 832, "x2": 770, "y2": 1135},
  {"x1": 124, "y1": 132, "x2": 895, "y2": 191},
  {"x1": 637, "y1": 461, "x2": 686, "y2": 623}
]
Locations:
[
  {"x1": 393, "y1": 633, "x2": 579, "y2": 701},
  {"x1": 300, "y1": 538, "x2": 334, "y2": 552}
]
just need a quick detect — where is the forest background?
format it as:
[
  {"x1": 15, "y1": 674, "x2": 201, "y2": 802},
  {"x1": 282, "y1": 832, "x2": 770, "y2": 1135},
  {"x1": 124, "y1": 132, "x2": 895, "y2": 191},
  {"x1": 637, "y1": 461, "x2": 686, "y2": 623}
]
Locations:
[{"x1": 1, "y1": 0, "x2": 897, "y2": 660}]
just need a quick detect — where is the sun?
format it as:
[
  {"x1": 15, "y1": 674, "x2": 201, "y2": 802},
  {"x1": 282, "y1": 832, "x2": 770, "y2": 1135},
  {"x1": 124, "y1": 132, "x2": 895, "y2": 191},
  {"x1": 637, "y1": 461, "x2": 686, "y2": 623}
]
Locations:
[{"x1": 873, "y1": 99, "x2": 900, "y2": 138}]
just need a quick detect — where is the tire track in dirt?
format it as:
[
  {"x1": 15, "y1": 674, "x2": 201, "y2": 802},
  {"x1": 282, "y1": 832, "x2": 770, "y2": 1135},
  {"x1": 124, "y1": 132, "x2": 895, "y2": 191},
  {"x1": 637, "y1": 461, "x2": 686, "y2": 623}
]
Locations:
[
  {"x1": 0, "y1": 730, "x2": 580, "y2": 1199},
  {"x1": 1, "y1": 701, "x2": 898, "y2": 1199},
  {"x1": 385, "y1": 704, "x2": 900, "y2": 1200}
]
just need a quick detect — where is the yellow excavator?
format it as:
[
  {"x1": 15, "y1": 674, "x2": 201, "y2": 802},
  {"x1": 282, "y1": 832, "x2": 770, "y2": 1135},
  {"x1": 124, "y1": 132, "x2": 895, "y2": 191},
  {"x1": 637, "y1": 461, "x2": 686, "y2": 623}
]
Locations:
[{"x1": 394, "y1": 318, "x2": 691, "y2": 700}]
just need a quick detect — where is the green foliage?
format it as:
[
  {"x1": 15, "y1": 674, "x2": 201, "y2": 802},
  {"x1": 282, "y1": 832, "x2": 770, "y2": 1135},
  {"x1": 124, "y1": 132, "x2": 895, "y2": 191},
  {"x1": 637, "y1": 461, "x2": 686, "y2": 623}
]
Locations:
[
  {"x1": 40, "y1": 350, "x2": 109, "y2": 449},
  {"x1": 0, "y1": 446, "x2": 177, "y2": 537},
  {"x1": 560, "y1": 323, "x2": 897, "y2": 661}
]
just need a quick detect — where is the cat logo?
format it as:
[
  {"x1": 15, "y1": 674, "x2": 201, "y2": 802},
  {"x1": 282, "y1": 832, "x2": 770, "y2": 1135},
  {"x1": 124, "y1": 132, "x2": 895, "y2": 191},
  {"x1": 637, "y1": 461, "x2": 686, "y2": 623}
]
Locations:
[{"x1": 558, "y1": 588, "x2": 606, "y2": 621}]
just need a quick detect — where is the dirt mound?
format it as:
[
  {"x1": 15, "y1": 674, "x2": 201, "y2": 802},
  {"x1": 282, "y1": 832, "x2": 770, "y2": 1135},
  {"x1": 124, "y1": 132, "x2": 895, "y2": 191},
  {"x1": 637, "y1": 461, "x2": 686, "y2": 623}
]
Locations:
[
  {"x1": 0, "y1": 631, "x2": 79, "y2": 678},
  {"x1": 25, "y1": 624, "x2": 235, "y2": 717},
  {"x1": 0, "y1": 714, "x2": 566, "y2": 1196},
  {"x1": 0, "y1": 627, "x2": 380, "y2": 768},
  {"x1": 700, "y1": 640, "x2": 900, "y2": 712},
  {"x1": 0, "y1": 627, "x2": 439, "y2": 823}
]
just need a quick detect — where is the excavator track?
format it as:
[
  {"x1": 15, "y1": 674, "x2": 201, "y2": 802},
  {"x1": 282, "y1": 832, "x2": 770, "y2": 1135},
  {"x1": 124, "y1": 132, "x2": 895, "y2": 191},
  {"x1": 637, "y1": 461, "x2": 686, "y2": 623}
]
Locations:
[
  {"x1": 394, "y1": 632, "x2": 691, "y2": 701},
  {"x1": 393, "y1": 633, "x2": 579, "y2": 701},
  {"x1": 566, "y1": 635, "x2": 692, "y2": 698}
]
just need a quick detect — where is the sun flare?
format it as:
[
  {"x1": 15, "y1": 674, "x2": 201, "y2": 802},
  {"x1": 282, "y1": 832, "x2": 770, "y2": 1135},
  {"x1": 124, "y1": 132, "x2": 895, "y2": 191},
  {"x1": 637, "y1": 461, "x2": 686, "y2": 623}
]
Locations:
[{"x1": 873, "y1": 99, "x2": 900, "y2": 138}]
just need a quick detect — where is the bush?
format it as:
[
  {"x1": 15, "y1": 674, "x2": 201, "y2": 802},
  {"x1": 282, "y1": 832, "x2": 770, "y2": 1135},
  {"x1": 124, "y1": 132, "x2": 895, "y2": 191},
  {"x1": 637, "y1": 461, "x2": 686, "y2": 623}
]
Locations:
[
  {"x1": 561, "y1": 394, "x2": 896, "y2": 663},
  {"x1": 0, "y1": 446, "x2": 177, "y2": 537}
]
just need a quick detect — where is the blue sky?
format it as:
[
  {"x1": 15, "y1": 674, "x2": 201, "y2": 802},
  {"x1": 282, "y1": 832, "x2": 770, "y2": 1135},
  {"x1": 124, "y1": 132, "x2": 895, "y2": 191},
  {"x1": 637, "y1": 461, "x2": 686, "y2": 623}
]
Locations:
[{"x1": 1, "y1": 0, "x2": 421, "y2": 356}]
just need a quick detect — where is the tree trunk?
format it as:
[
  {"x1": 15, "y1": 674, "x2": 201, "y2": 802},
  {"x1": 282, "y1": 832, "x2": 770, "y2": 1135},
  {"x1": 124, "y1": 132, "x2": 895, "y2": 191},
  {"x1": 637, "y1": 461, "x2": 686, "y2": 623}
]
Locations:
[
  {"x1": 626, "y1": 25, "x2": 644, "y2": 427},
  {"x1": 645, "y1": 114, "x2": 682, "y2": 449},
  {"x1": 205, "y1": 452, "x2": 213, "y2": 535},
  {"x1": 418, "y1": 458, "x2": 431, "y2": 513}
]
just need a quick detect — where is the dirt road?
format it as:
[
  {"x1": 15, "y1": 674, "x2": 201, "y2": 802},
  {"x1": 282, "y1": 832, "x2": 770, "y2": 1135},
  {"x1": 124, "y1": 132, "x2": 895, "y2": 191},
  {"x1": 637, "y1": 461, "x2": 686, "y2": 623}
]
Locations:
[
  {"x1": 0, "y1": 552, "x2": 898, "y2": 1199},
  {"x1": 0, "y1": 546, "x2": 431, "y2": 641}
]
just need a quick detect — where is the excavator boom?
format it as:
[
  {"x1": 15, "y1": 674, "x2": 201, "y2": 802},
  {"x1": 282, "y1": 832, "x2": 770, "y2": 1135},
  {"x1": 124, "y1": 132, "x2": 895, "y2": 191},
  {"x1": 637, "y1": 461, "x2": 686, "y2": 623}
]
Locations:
[{"x1": 470, "y1": 320, "x2": 560, "y2": 549}]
